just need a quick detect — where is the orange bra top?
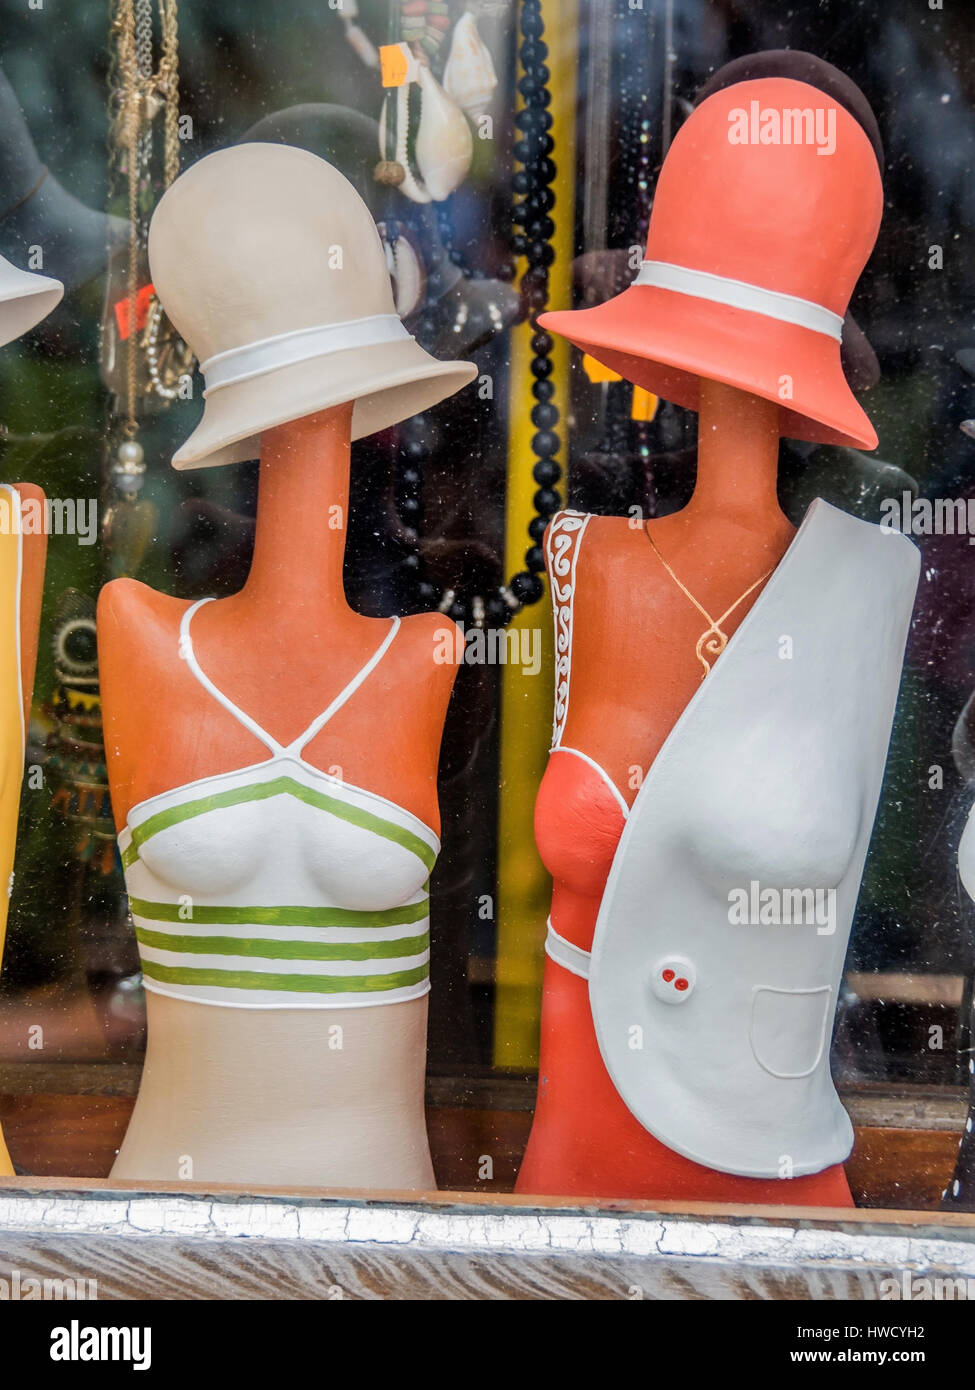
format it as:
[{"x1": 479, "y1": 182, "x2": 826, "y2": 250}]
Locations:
[
  {"x1": 535, "y1": 750, "x2": 626, "y2": 951},
  {"x1": 535, "y1": 511, "x2": 629, "y2": 953}
]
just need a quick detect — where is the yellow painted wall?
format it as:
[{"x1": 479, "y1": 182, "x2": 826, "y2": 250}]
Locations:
[{"x1": 493, "y1": 0, "x2": 578, "y2": 1068}]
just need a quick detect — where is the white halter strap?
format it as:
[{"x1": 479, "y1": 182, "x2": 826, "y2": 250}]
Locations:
[
  {"x1": 178, "y1": 597, "x2": 401, "y2": 757},
  {"x1": 544, "y1": 920, "x2": 591, "y2": 980},
  {"x1": 633, "y1": 260, "x2": 844, "y2": 342},
  {"x1": 199, "y1": 314, "x2": 414, "y2": 396}
]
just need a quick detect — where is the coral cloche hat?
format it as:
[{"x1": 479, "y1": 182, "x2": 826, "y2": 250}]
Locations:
[{"x1": 540, "y1": 77, "x2": 883, "y2": 450}]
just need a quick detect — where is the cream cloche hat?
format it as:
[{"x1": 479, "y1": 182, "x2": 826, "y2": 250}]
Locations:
[
  {"x1": 0, "y1": 251, "x2": 63, "y2": 347},
  {"x1": 148, "y1": 143, "x2": 478, "y2": 470}
]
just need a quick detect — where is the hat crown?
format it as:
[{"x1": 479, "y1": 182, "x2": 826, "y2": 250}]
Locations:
[
  {"x1": 646, "y1": 78, "x2": 882, "y2": 317},
  {"x1": 148, "y1": 143, "x2": 395, "y2": 366}
]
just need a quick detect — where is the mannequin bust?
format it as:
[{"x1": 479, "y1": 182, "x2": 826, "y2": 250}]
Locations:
[
  {"x1": 520, "y1": 382, "x2": 856, "y2": 1204},
  {"x1": 0, "y1": 481, "x2": 47, "y2": 1176},
  {"x1": 96, "y1": 141, "x2": 473, "y2": 1187},
  {"x1": 520, "y1": 376, "x2": 918, "y2": 1202},
  {"x1": 513, "y1": 74, "x2": 921, "y2": 1204},
  {"x1": 99, "y1": 404, "x2": 457, "y2": 1186}
]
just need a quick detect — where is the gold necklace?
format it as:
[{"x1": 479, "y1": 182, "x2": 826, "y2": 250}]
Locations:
[
  {"x1": 113, "y1": 0, "x2": 183, "y2": 429},
  {"x1": 102, "y1": 0, "x2": 187, "y2": 579},
  {"x1": 644, "y1": 526, "x2": 774, "y2": 681}
]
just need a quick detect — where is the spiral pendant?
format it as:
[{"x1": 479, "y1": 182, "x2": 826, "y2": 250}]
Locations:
[{"x1": 695, "y1": 624, "x2": 728, "y2": 679}]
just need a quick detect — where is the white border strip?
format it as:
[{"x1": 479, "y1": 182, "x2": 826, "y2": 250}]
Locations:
[
  {"x1": 201, "y1": 315, "x2": 414, "y2": 395},
  {"x1": 633, "y1": 260, "x2": 844, "y2": 341}
]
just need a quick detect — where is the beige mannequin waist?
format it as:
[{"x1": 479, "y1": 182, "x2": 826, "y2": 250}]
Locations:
[{"x1": 111, "y1": 992, "x2": 434, "y2": 1189}]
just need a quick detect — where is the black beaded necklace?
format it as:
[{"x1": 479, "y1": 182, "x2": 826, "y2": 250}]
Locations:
[{"x1": 393, "y1": 0, "x2": 561, "y2": 628}]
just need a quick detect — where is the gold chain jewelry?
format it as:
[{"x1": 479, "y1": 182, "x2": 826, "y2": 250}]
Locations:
[
  {"x1": 644, "y1": 526, "x2": 774, "y2": 680},
  {"x1": 113, "y1": 0, "x2": 183, "y2": 429},
  {"x1": 102, "y1": 0, "x2": 184, "y2": 578},
  {"x1": 158, "y1": 0, "x2": 181, "y2": 189},
  {"x1": 115, "y1": 0, "x2": 140, "y2": 436}
]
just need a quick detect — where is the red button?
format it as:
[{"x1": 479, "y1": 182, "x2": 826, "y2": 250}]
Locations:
[{"x1": 652, "y1": 957, "x2": 696, "y2": 1004}]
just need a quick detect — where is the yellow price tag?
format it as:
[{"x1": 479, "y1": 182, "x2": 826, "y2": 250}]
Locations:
[
  {"x1": 380, "y1": 43, "x2": 410, "y2": 87},
  {"x1": 581, "y1": 354, "x2": 658, "y2": 419},
  {"x1": 581, "y1": 352, "x2": 621, "y2": 384},
  {"x1": 631, "y1": 386, "x2": 659, "y2": 421}
]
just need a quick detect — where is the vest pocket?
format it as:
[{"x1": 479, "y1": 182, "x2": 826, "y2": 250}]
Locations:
[{"x1": 749, "y1": 985, "x2": 832, "y2": 1079}]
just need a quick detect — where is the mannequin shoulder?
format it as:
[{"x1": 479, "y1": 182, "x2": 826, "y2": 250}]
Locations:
[
  {"x1": 97, "y1": 577, "x2": 181, "y2": 626},
  {"x1": 392, "y1": 610, "x2": 463, "y2": 695},
  {"x1": 542, "y1": 510, "x2": 637, "y2": 579},
  {"x1": 817, "y1": 501, "x2": 921, "y2": 597},
  {"x1": 97, "y1": 580, "x2": 188, "y2": 683},
  {"x1": 397, "y1": 609, "x2": 461, "y2": 665}
]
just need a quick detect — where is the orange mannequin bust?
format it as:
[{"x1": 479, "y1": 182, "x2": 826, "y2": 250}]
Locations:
[
  {"x1": 98, "y1": 404, "x2": 458, "y2": 1186},
  {"x1": 518, "y1": 380, "x2": 854, "y2": 1206}
]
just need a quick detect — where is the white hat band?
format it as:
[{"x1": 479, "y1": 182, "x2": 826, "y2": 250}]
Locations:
[
  {"x1": 633, "y1": 260, "x2": 844, "y2": 342},
  {"x1": 200, "y1": 313, "x2": 414, "y2": 396}
]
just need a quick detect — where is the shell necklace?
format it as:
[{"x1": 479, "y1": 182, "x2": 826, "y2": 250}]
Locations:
[{"x1": 644, "y1": 526, "x2": 775, "y2": 681}]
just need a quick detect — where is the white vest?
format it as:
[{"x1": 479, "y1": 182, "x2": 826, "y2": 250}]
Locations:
[{"x1": 588, "y1": 500, "x2": 919, "y2": 1178}]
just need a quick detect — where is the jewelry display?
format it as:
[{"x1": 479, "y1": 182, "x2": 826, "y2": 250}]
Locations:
[
  {"x1": 387, "y1": 0, "x2": 562, "y2": 627},
  {"x1": 101, "y1": 0, "x2": 192, "y2": 575}
]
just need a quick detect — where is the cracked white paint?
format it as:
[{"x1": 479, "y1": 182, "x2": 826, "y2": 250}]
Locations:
[{"x1": 0, "y1": 1189, "x2": 973, "y2": 1279}]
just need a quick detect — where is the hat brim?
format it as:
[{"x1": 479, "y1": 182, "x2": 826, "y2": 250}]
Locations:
[
  {"x1": 0, "y1": 259, "x2": 64, "y2": 348},
  {"x1": 539, "y1": 283, "x2": 878, "y2": 451},
  {"x1": 172, "y1": 335, "x2": 478, "y2": 469}
]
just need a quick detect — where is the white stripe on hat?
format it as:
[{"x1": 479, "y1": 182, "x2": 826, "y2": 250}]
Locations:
[
  {"x1": 632, "y1": 260, "x2": 844, "y2": 342},
  {"x1": 200, "y1": 314, "x2": 414, "y2": 395}
]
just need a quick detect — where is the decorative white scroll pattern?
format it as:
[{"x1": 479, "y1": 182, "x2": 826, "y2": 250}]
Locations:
[{"x1": 546, "y1": 509, "x2": 591, "y2": 749}]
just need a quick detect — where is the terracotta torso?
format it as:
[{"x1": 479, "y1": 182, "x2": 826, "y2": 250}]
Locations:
[
  {"x1": 100, "y1": 581, "x2": 454, "y2": 1186},
  {"x1": 517, "y1": 458, "x2": 855, "y2": 1204},
  {"x1": 99, "y1": 410, "x2": 457, "y2": 1188}
]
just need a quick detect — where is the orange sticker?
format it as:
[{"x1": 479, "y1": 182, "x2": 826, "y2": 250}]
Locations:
[
  {"x1": 114, "y1": 282, "x2": 155, "y2": 340},
  {"x1": 380, "y1": 43, "x2": 410, "y2": 87}
]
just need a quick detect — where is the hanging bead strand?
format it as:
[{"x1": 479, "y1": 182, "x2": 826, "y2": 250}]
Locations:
[
  {"x1": 507, "y1": 0, "x2": 560, "y2": 613},
  {"x1": 390, "y1": 0, "x2": 561, "y2": 628}
]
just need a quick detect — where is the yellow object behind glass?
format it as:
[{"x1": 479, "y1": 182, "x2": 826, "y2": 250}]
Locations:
[{"x1": 0, "y1": 486, "x2": 24, "y2": 1175}]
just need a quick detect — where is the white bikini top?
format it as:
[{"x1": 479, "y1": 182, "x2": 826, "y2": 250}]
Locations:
[
  {"x1": 542, "y1": 501, "x2": 920, "y2": 1178},
  {"x1": 119, "y1": 598, "x2": 440, "y2": 1009}
]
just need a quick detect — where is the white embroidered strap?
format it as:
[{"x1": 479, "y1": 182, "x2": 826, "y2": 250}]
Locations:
[
  {"x1": 546, "y1": 509, "x2": 590, "y2": 749},
  {"x1": 200, "y1": 314, "x2": 414, "y2": 395},
  {"x1": 544, "y1": 920, "x2": 591, "y2": 980},
  {"x1": 633, "y1": 260, "x2": 844, "y2": 342}
]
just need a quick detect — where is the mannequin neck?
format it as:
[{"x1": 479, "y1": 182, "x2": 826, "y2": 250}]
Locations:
[
  {"x1": 685, "y1": 379, "x2": 785, "y2": 527},
  {"x1": 241, "y1": 403, "x2": 355, "y2": 618}
]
